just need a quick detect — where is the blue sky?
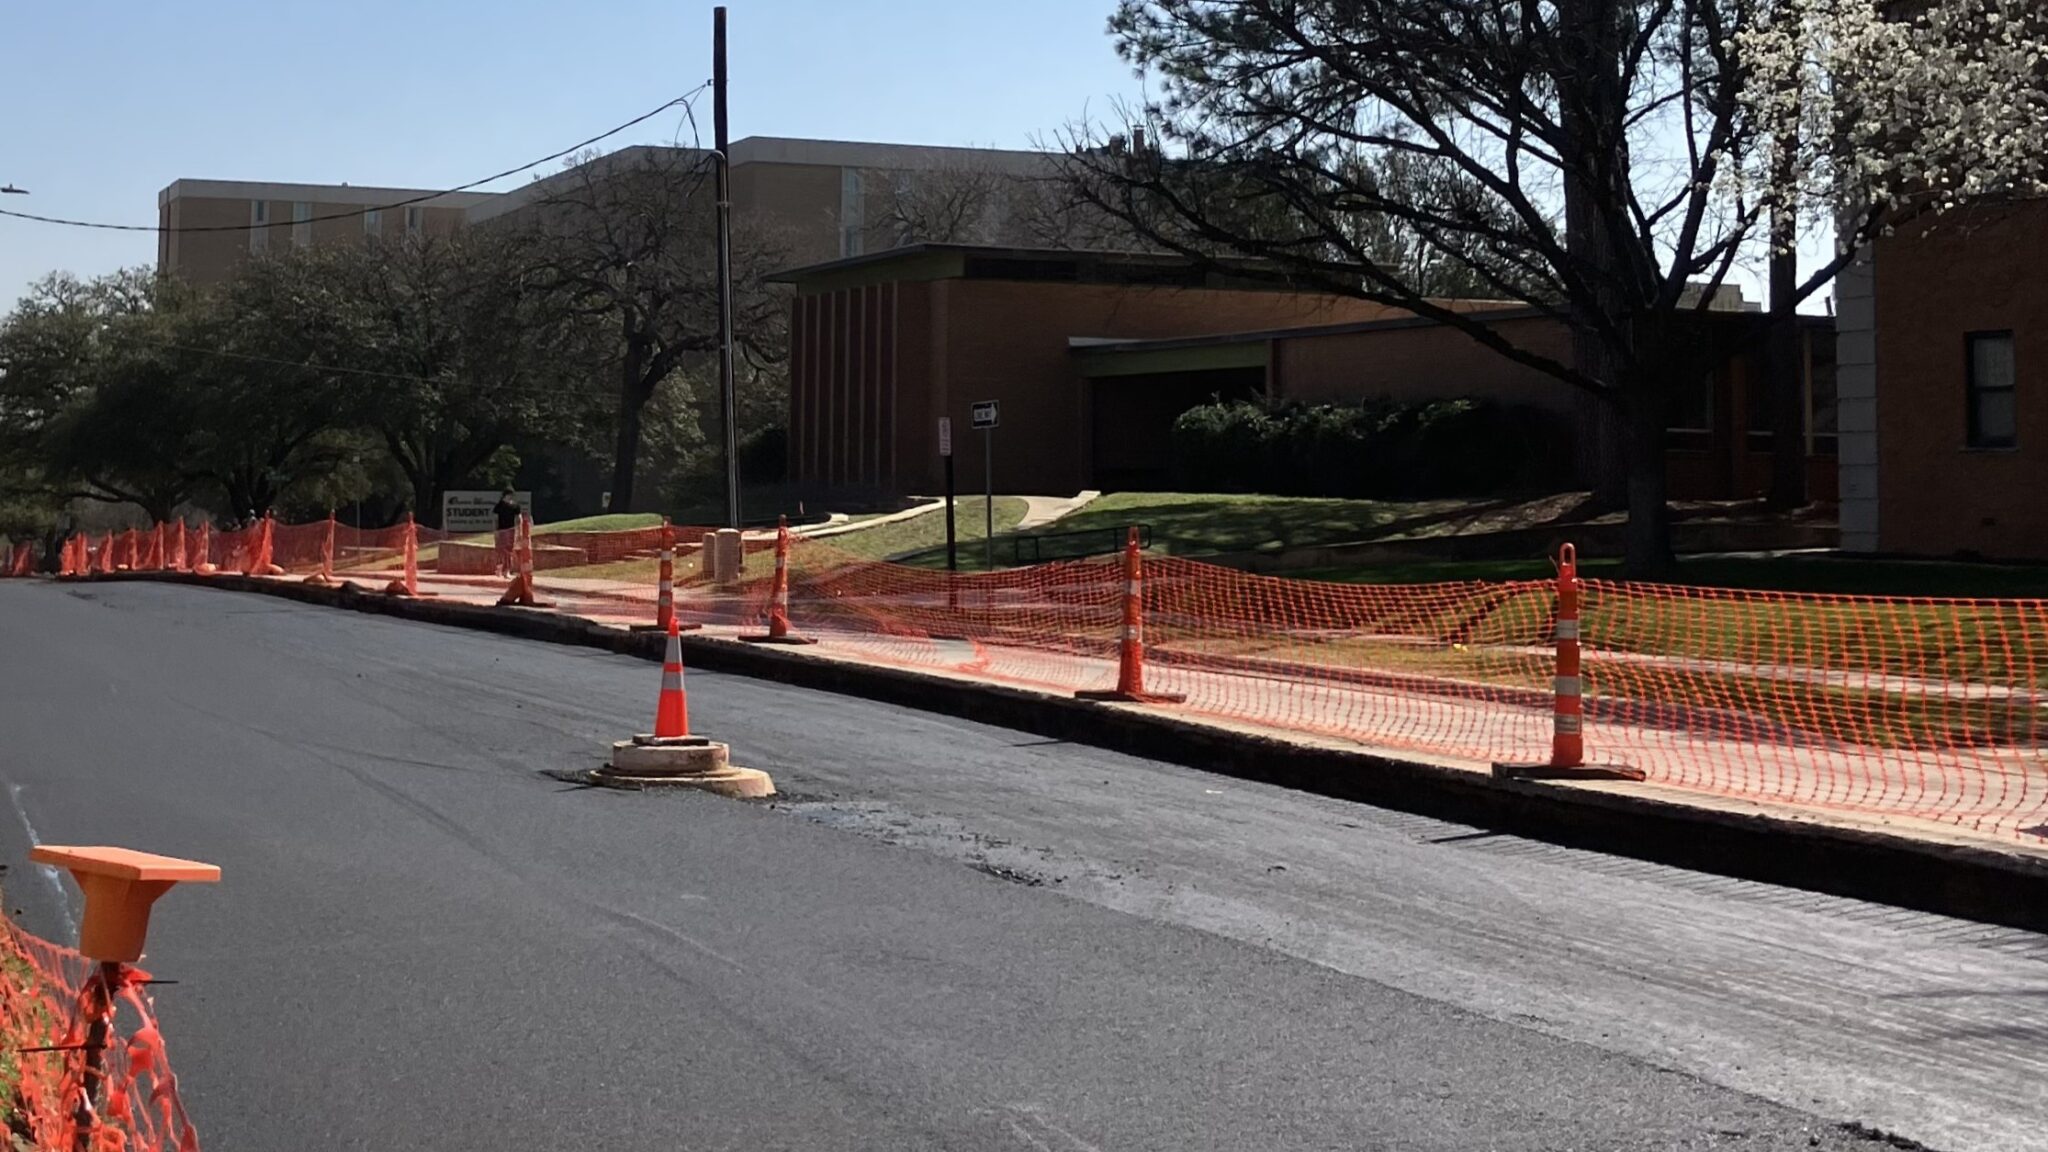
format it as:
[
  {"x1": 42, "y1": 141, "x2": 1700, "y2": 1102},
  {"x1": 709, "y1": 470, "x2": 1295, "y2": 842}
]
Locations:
[{"x1": 0, "y1": 0, "x2": 1143, "y2": 308}]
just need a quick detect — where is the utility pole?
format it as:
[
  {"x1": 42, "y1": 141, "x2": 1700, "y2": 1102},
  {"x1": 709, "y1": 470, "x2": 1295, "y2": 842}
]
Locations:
[{"x1": 713, "y1": 5, "x2": 742, "y2": 530}]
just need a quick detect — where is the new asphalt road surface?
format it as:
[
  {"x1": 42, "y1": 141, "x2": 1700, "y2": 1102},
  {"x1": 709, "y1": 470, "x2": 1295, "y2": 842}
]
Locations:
[{"x1": 1, "y1": 581, "x2": 2044, "y2": 1151}]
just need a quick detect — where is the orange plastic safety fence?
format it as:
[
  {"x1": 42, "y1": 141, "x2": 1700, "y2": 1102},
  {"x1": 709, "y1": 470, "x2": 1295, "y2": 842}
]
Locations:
[
  {"x1": 1577, "y1": 579, "x2": 2048, "y2": 837},
  {"x1": 0, "y1": 920, "x2": 200, "y2": 1152},
  {"x1": 92, "y1": 515, "x2": 2048, "y2": 839}
]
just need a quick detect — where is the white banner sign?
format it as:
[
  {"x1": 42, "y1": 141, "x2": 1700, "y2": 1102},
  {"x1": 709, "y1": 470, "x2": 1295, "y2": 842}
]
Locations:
[{"x1": 442, "y1": 490, "x2": 532, "y2": 534}]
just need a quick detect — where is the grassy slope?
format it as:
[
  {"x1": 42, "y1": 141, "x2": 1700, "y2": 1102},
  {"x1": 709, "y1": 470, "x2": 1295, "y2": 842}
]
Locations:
[
  {"x1": 830, "y1": 498, "x2": 1029, "y2": 562},
  {"x1": 1040, "y1": 492, "x2": 1455, "y2": 555},
  {"x1": 1292, "y1": 553, "x2": 2048, "y2": 600}
]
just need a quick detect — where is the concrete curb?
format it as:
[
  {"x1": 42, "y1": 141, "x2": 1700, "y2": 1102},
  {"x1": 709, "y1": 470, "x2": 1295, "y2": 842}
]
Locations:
[{"x1": 88, "y1": 571, "x2": 2048, "y2": 933}]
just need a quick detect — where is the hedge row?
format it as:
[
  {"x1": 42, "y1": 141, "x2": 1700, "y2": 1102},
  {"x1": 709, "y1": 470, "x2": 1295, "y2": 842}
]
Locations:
[{"x1": 1169, "y1": 397, "x2": 1572, "y2": 498}]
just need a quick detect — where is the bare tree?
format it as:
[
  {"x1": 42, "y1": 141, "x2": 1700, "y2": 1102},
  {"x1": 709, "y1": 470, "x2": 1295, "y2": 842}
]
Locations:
[
  {"x1": 513, "y1": 147, "x2": 790, "y2": 513},
  {"x1": 1062, "y1": 0, "x2": 2047, "y2": 572}
]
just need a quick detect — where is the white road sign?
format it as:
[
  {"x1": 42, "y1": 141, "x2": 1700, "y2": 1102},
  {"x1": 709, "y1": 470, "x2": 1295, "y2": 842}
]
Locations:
[{"x1": 442, "y1": 490, "x2": 532, "y2": 533}]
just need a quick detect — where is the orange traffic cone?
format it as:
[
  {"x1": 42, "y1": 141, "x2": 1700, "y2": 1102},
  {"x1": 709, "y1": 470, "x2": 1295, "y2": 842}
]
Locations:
[
  {"x1": 192, "y1": 522, "x2": 217, "y2": 575},
  {"x1": 741, "y1": 516, "x2": 815, "y2": 645},
  {"x1": 304, "y1": 515, "x2": 337, "y2": 586},
  {"x1": 497, "y1": 513, "x2": 553, "y2": 608},
  {"x1": 654, "y1": 615, "x2": 690, "y2": 738},
  {"x1": 1077, "y1": 527, "x2": 1185, "y2": 704},
  {"x1": 631, "y1": 518, "x2": 702, "y2": 632},
  {"x1": 254, "y1": 516, "x2": 286, "y2": 577},
  {"x1": 383, "y1": 515, "x2": 431, "y2": 597}
]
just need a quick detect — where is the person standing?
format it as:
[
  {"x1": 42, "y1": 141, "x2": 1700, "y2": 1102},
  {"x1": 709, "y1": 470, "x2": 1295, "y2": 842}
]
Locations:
[{"x1": 492, "y1": 489, "x2": 522, "y2": 578}]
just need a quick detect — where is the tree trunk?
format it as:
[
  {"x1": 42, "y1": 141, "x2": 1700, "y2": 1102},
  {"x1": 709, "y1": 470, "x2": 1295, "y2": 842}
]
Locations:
[
  {"x1": 1765, "y1": 219, "x2": 1806, "y2": 509},
  {"x1": 1558, "y1": 0, "x2": 1630, "y2": 510},
  {"x1": 609, "y1": 357, "x2": 647, "y2": 515},
  {"x1": 1623, "y1": 381, "x2": 1674, "y2": 576}
]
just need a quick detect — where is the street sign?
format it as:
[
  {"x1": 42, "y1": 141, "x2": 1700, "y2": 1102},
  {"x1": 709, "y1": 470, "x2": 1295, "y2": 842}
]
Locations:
[
  {"x1": 442, "y1": 490, "x2": 531, "y2": 533},
  {"x1": 938, "y1": 416, "x2": 953, "y2": 457},
  {"x1": 971, "y1": 400, "x2": 1000, "y2": 430}
]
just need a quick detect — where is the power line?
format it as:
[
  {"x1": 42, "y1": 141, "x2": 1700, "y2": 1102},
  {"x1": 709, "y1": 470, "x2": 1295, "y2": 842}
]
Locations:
[{"x1": 0, "y1": 86, "x2": 710, "y2": 234}]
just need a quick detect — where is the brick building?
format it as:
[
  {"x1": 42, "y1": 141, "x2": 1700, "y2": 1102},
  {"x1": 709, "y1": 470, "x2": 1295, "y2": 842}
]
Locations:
[
  {"x1": 155, "y1": 181, "x2": 489, "y2": 286},
  {"x1": 776, "y1": 244, "x2": 1836, "y2": 499},
  {"x1": 1836, "y1": 198, "x2": 2048, "y2": 558},
  {"x1": 158, "y1": 138, "x2": 1057, "y2": 286}
]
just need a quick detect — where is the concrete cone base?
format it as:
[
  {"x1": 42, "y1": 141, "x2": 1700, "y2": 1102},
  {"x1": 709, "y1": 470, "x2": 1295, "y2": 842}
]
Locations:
[
  {"x1": 1077, "y1": 689, "x2": 1186, "y2": 704},
  {"x1": 1492, "y1": 761, "x2": 1646, "y2": 783},
  {"x1": 739, "y1": 632, "x2": 817, "y2": 645},
  {"x1": 594, "y1": 735, "x2": 775, "y2": 798}
]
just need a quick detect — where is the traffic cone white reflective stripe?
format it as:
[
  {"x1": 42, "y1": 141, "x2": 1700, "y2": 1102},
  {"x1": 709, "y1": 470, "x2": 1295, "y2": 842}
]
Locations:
[
  {"x1": 498, "y1": 514, "x2": 551, "y2": 607},
  {"x1": 1077, "y1": 527, "x2": 1183, "y2": 704},
  {"x1": 384, "y1": 515, "x2": 428, "y2": 597},
  {"x1": 1491, "y1": 542, "x2": 1643, "y2": 782},
  {"x1": 1550, "y1": 543, "x2": 1586, "y2": 767},
  {"x1": 654, "y1": 616, "x2": 690, "y2": 737},
  {"x1": 741, "y1": 516, "x2": 816, "y2": 644}
]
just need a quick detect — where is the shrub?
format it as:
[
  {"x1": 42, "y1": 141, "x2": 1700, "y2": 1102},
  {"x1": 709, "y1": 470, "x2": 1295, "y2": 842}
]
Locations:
[{"x1": 1169, "y1": 396, "x2": 1569, "y2": 498}]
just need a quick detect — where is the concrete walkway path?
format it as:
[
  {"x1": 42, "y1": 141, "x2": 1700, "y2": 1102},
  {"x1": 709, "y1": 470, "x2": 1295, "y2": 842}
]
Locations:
[{"x1": 1015, "y1": 490, "x2": 1102, "y2": 531}]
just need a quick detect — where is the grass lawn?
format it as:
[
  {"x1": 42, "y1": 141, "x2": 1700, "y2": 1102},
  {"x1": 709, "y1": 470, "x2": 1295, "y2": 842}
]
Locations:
[
  {"x1": 828, "y1": 497, "x2": 1030, "y2": 563},
  {"x1": 1291, "y1": 552, "x2": 2048, "y2": 600},
  {"x1": 532, "y1": 513, "x2": 664, "y2": 533},
  {"x1": 1023, "y1": 491, "x2": 1566, "y2": 558}
]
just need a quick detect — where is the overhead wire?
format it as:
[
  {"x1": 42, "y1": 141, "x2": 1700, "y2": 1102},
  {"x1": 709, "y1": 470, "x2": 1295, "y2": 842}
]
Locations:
[{"x1": 0, "y1": 85, "x2": 712, "y2": 234}]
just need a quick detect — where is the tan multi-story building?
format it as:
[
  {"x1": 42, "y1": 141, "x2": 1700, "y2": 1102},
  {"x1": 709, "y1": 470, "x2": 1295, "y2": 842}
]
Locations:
[
  {"x1": 155, "y1": 181, "x2": 500, "y2": 285},
  {"x1": 157, "y1": 137, "x2": 1060, "y2": 285}
]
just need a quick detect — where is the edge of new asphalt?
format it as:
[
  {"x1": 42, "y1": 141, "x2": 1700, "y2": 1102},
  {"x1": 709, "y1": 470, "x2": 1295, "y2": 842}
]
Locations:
[{"x1": 80, "y1": 570, "x2": 2048, "y2": 935}]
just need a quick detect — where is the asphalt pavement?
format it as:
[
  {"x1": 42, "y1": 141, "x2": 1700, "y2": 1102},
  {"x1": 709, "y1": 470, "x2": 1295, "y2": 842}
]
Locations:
[{"x1": 0, "y1": 580, "x2": 2042, "y2": 1151}]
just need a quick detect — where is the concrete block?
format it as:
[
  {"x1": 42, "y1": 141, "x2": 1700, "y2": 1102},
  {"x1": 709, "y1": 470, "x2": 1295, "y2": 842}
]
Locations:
[
  {"x1": 1836, "y1": 396, "x2": 1878, "y2": 434},
  {"x1": 1835, "y1": 292, "x2": 1874, "y2": 334},
  {"x1": 1838, "y1": 463, "x2": 1880, "y2": 501},
  {"x1": 1840, "y1": 498, "x2": 1879, "y2": 536}
]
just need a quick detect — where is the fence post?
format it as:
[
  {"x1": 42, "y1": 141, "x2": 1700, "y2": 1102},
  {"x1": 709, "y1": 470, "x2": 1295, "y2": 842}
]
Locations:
[
  {"x1": 742, "y1": 516, "x2": 816, "y2": 645},
  {"x1": 28, "y1": 845, "x2": 217, "y2": 1152},
  {"x1": 1492, "y1": 542, "x2": 1645, "y2": 782},
  {"x1": 1077, "y1": 527, "x2": 1184, "y2": 704}
]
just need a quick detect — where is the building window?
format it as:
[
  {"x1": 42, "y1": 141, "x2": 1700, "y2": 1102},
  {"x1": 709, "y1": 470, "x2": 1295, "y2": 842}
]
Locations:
[
  {"x1": 363, "y1": 208, "x2": 381, "y2": 242},
  {"x1": 292, "y1": 201, "x2": 313, "y2": 248},
  {"x1": 1668, "y1": 371, "x2": 1714, "y2": 433},
  {"x1": 1807, "y1": 333, "x2": 1838, "y2": 453},
  {"x1": 1966, "y1": 331, "x2": 2017, "y2": 448},
  {"x1": 839, "y1": 168, "x2": 865, "y2": 258},
  {"x1": 405, "y1": 206, "x2": 423, "y2": 236},
  {"x1": 249, "y1": 200, "x2": 269, "y2": 254}
]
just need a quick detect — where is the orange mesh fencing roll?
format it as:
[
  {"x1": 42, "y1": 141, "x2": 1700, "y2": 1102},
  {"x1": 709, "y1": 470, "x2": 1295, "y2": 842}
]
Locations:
[{"x1": 0, "y1": 920, "x2": 200, "y2": 1152}]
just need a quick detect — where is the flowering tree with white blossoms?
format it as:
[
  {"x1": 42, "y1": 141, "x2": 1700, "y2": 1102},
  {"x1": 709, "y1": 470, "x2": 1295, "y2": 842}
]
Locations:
[{"x1": 1061, "y1": 0, "x2": 2048, "y2": 571}]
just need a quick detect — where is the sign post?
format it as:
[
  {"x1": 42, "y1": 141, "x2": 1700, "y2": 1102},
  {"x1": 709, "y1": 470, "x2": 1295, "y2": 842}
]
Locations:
[
  {"x1": 971, "y1": 401, "x2": 999, "y2": 571},
  {"x1": 939, "y1": 417, "x2": 956, "y2": 574}
]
